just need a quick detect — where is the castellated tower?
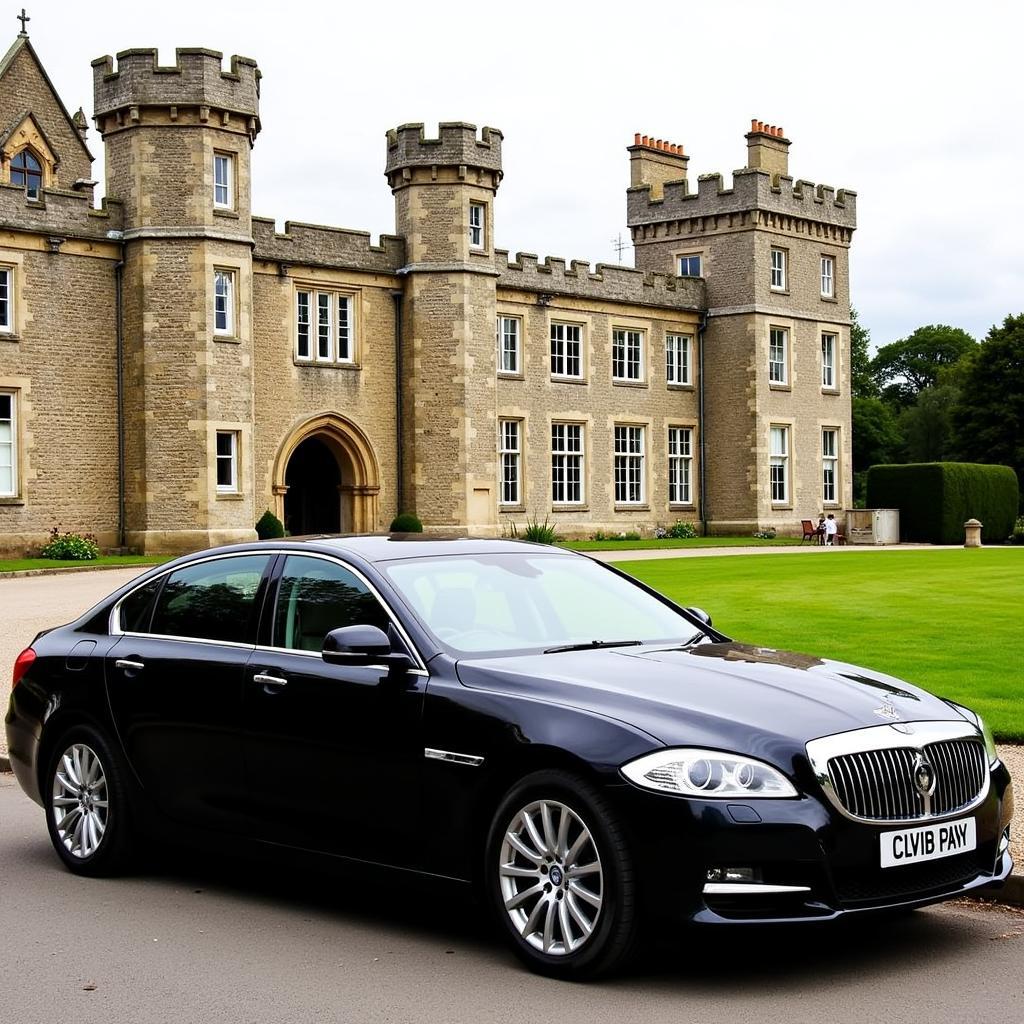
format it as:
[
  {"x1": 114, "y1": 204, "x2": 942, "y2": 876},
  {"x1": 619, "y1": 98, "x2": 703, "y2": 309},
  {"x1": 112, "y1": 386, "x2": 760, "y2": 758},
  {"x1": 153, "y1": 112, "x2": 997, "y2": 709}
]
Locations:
[
  {"x1": 385, "y1": 123, "x2": 503, "y2": 532},
  {"x1": 92, "y1": 49, "x2": 261, "y2": 552},
  {"x1": 628, "y1": 123, "x2": 857, "y2": 531}
]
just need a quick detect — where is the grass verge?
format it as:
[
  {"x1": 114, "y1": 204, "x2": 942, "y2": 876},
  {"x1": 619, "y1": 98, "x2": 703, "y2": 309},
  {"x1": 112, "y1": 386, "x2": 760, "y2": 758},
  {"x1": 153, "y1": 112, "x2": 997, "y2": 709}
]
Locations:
[
  {"x1": 615, "y1": 548, "x2": 1024, "y2": 742},
  {"x1": 562, "y1": 536, "x2": 804, "y2": 552},
  {"x1": 0, "y1": 555, "x2": 166, "y2": 574}
]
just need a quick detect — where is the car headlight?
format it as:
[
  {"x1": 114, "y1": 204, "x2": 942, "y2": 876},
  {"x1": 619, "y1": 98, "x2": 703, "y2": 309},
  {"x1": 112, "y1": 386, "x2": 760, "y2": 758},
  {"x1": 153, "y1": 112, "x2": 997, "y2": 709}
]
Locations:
[
  {"x1": 621, "y1": 748, "x2": 798, "y2": 798},
  {"x1": 977, "y1": 714, "x2": 1000, "y2": 767}
]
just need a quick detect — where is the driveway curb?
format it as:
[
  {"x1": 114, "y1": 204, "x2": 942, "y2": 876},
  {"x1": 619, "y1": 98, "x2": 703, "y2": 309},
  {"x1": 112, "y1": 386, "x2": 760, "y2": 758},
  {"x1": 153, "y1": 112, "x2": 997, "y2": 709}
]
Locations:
[{"x1": 0, "y1": 563, "x2": 161, "y2": 579}]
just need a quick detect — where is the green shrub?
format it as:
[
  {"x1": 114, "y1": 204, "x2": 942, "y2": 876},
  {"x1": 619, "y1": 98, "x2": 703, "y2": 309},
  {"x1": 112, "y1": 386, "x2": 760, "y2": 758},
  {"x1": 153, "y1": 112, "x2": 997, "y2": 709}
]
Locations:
[
  {"x1": 667, "y1": 520, "x2": 697, "y2": 539},
  {"x1": 255, "y1": 509, "x2": 285, "y2": 539},
  {"x1": 390, "y1": 512, "x2": 423, "y2": 533},
  {"x1": 40, "y1": 526, "x2": 99, "y2": 561},
  {"x1": 511, "y1": 516, "x2": 558, "y2": 544},
  {"x1": 1011, "y1": 517, "x2": 1024, "y2": 545},
  {"x1": 753, "y1": 528, "x2": 777, "y2": 540},
  {"x1": 866, "y1": 463, "x2": 1019, "y2": 544}
]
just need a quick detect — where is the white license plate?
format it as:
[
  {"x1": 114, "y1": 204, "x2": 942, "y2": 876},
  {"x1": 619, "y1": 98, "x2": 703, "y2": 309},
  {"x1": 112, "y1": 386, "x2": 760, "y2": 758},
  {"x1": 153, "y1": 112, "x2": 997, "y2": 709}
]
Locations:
[{"x1": 880, "y1": 817, "x2": 976, "y2": 869}]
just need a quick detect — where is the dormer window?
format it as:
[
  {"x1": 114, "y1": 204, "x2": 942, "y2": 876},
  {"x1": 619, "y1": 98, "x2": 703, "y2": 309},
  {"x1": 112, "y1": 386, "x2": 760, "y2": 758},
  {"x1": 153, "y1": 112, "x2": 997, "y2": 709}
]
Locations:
[{"x1": 11, "y1": 149, "x2": 42, "y2": 199}]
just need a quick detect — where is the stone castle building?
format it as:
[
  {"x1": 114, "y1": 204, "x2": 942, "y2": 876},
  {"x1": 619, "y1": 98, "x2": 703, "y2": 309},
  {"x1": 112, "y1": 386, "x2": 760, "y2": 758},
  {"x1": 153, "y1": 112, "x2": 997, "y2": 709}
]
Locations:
[{"x1": 0, "y1": 28, "x2": 856, "y2": 553}]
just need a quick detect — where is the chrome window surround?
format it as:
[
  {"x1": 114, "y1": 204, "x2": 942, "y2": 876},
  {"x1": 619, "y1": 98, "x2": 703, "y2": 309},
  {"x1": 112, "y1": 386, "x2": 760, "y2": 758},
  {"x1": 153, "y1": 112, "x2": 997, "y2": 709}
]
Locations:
[
  {"x1": 109, "y1": 550, "x2": 428, "y2": 676},
  {"x1": 806, "y1": 721, "x2": 990, "y2": 826}
]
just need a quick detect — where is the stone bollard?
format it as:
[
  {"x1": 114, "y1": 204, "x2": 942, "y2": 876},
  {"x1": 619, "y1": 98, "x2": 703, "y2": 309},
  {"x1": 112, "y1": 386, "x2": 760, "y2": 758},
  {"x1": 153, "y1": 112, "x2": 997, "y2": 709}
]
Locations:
[{"x1": 964, "y1": 518, "x2": 983, "y2": 548}]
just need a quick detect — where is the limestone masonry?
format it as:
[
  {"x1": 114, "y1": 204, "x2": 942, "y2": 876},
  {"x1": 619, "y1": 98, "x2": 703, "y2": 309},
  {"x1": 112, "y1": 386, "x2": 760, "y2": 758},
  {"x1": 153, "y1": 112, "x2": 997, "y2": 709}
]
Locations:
[{"x1": 0, "y1": 35, "x2": 855, "y2": 553}]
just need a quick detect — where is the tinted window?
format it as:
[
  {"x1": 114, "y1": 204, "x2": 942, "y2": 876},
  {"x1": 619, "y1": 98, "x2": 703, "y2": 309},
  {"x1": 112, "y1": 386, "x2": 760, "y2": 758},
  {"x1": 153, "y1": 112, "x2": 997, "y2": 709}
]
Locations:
[
  {"x1": 119, "y1": 577, "x2": 164, "y2": 633},
  {"x1": 274, "y1": 555, "x2": 391, "y2": 652},
  {"x1": 150, "y1": 556, "x2": 270, "y2": 644}
]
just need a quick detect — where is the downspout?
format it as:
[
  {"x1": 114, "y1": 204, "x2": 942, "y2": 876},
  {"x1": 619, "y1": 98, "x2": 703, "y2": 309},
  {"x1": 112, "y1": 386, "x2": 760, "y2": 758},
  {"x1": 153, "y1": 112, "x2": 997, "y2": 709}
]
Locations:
[
  {"x1": 698, "y1": 310, "x2": 708, "y2": 536},
  {"x1": 114, "y1": 260, "x2": 125, "y2": 549},
  {"x1": 391, "y1": 290, "x2": 404, "y2": 515}
]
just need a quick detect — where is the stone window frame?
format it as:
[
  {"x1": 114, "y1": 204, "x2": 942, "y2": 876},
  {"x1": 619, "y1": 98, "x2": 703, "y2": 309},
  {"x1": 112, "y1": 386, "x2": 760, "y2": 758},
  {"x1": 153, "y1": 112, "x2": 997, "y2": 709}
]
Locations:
[
  {"x1": 9, "y1": 145, "x2": 44, "y2": 200},
  {"x1": 820, "y1": 253, "x2": 836, "y2": 300},
  {"x1": 498, "y1": 417, "x2": 524, "y2": 508},
  {"x1": 0, "y1": 387, "x2": 19, "y2": 499},
  {"x1": 768, "y1": 324, "x2": 790, "y2": 388},
  {"x1": 213, "y1": 151, "x2": 235, "y2": 212},
  {"x1": 611, "y1": 327, "x2": 646, "y2": 385},
  {"x1": 769, "y1": 422, "x2": 793, "y2": 508},
  {"x1": 613, "y1": 422, "x2": 647, "y2": 507},
  {"x1": 549, "y1": 320, "x2": 586, "y2": 382},
  {"x1": 821, "y1": 331, "x2": 839, "y2": 392},
  {"x1": 770, "y1": 246, "x2": 788, "y2": 292},
  {"x1": 0, "y1": 264, "x2": 14, "y2": 335},
  {"x1": 665, "y1": 332, "x2": 693, "y2": 388},
  {"x1": 469, "y1": 201, "x2": 486, "y2": 251},
  {"x1": 551, "y1": 420, "x2": 586, "y2": 506},
  {"x1": 294, "y1": 284, "x2": 359, "y2": 368},
  {"x1": 668, "y1": 424, "x2": 695, "y2": 507},
  {"x1": 821, "y1": 426, "x2": 840, "y2": 507},
  {"x1": 213, "y1": 268, "x2": 237, "y2": 339},
  {"x1": 215, "y1": 430, "x2": 240, "y2": 494},
  {"x1": 677, "y1": 252, "x2": 703, "y2": 278},
  {"x1": 496, "y1": 313, "x2": 523, "y2": 378}
]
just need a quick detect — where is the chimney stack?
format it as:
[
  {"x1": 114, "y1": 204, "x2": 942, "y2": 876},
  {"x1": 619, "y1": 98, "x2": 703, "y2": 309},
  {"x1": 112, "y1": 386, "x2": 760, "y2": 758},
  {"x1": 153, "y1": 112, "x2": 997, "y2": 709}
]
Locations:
[
  {"x1": 628, "y1": 133, "x2": 688, "y2": 200},
  {"x1": 745, "y1": 119, "x2": 790, "y2": 181}
]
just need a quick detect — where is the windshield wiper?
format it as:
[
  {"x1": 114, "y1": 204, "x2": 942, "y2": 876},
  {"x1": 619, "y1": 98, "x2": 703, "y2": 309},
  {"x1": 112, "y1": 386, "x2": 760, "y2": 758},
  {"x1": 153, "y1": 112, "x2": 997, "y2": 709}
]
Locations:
[{"x1": 543, "y1": 640, "x2": 643, "y2": 654}]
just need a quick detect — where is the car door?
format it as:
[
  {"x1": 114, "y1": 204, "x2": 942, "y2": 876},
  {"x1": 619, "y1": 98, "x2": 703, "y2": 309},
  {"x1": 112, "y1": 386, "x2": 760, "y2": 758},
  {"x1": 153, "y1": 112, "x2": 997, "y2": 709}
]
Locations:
[
  {"x1": 242, "y1": 552, "x2": 427, "y2": 865},
  {"x1": 105, "y1": 552, "x2": 275, "y2": 831}
]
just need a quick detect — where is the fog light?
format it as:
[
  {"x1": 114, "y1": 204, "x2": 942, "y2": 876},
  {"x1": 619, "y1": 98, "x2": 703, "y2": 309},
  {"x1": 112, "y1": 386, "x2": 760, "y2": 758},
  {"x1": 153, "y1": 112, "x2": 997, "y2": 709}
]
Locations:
[{"x1": 706, "y1": 866, "x2": 757, "y2": 882}]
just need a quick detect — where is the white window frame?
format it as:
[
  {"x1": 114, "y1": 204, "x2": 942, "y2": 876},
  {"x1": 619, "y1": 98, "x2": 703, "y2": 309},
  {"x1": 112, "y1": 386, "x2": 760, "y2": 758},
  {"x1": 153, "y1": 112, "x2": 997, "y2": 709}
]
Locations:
[
  {"x1": 769, "y1": 327, "x2": 788, "y2": 385},
  {"x1": 214, "y1": 152, "x2": 233, "y2": 210},
  {"x1": 551, "y1": 422, "x2": 584, "y2": 505},
  {"x1": 821, "y1": 332, "x2": 837, "y2": 390},
  {"x1": 770, "y1": 247, "x2": 787, "y2": 291},
  {"x1": 612, "y1": 329, "x2": 644, "y2": 383},
  {"x1": 822, "y1": 428, "x2": 839, "y2": 505},
  {"x1": 613, "y1": 425, "x2": 646, "y2": 505},
  {"x1": 499, "y1": 419, "x2": 522, "y2": 506},
  {"x1": 668, "y1": 426, "x2": 693, "y2": 505},
  {"x1": 770, "y1": 425, "x2": 790, "y2": 505},
  {"x1": 215, "y1": 430, "x2": 238, "y2": 494},
  {"x1": 213, "y1": 269, "x2": 235, "y2": 337},
  {"x1": 820, "y1": 255, "x2": 834, "y2": 298},
  {"x1": 295, "y1": 288, "x2": 355, "y2": 365},
  {"x1": 666, "y1": 333, "x2": 692, "y2": 386},
  {"x1": 550, "y1": 322, "x2": 583, "y2": 380},
  {"x1": 497, "y1": 315, "x2": 521, "y2": 376},
  {"x1": 677, "y1": 253, "x2": 702, "y2": 278},
  {"x1": 469, "y1": 202, "x2": 485, "y2": 250},
  {"x1": 0, "y1": 390, "x2": 17, "y2": 497},
  {"x1": 0, "y1": 266, "x2": 12, "y2": 333}
]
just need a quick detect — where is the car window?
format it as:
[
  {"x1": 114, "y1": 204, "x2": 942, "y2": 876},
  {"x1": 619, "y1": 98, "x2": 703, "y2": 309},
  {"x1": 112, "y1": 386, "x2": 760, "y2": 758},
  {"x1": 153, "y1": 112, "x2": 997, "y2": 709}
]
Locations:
[
  {"x1": 273, "y1": 555, "x2": 391, "y2": 652},
  {"x1": 119, "y1": 576, "x2": 164, "y2": 633},
  {"x1": 149, "y1": 555, "x2": 270, "y2": 644}
]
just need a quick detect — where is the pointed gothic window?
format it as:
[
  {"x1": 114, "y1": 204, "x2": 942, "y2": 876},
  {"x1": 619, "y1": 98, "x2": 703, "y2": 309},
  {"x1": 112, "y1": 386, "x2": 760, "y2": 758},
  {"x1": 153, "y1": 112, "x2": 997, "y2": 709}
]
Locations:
[{"x1": 10, "y1": 149, "x2": 43, "y2": 198}]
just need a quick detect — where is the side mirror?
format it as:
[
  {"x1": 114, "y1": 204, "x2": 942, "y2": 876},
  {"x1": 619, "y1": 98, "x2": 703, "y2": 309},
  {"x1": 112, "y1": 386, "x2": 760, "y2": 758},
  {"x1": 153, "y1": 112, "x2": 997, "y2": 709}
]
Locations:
[
  {"x1": 322, "y1": 624, "x2": 412, "y2": 674},
  {"x1": 685, "y1": 606, "x2": 713, "y2": 628}
]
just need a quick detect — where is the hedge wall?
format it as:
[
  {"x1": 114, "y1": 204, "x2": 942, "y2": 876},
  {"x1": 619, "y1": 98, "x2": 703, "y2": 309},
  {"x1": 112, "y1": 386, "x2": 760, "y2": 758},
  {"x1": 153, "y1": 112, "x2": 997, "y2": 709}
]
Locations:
[{"x1": 866, "y1": 463, "x2": 1019, "y2": 544}]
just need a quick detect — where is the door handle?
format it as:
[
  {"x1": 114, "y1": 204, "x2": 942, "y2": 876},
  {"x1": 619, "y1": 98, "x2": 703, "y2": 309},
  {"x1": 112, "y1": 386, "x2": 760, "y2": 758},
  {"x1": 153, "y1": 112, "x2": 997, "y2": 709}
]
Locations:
[
  {"x1": 253, "y1": 672, "x2": 288, "y2": 690},
  {"x1": 115, "y1": 659, "x2": 145, "y2": 672}
]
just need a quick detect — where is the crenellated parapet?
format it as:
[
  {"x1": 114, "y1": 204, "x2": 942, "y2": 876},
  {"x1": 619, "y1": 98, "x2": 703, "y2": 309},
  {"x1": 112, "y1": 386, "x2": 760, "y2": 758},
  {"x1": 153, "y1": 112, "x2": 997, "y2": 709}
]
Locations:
[
  {"x1": 627, "y1": 166, "x2": 856, "y2": 232},
  {"x1": 496, "y1": 251, "x2": 705, "y2": 310},
  {"x1": 385, "y1": 122, "x2": 502, "y2": 188},
  {"x1": 252, "y1": 217, "x2": 405, "y2": 274},
  {"x1": 0, "y1": 182, "x2": 122, "y2": 239},
  {"x1": 92, "y1": 48, "x2": 260, "y2": 138}
]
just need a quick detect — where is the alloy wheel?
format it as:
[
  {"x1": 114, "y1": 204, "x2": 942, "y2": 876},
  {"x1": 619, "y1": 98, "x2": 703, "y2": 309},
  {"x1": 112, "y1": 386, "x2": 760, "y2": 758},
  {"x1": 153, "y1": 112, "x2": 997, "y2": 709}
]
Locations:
[{"x1": 50, "y1": 742, "x2": 109, "y2": 859}]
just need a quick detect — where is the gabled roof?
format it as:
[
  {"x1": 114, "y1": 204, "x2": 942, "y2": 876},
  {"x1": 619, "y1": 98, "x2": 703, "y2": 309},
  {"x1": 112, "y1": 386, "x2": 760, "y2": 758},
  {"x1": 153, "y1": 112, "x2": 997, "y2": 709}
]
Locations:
[
  {"x1": 0, "y1": 108, "x2": 63, "y2": 170},
  {"x1": 0, "y1": 33, "x2": 94, "y2": 164}
]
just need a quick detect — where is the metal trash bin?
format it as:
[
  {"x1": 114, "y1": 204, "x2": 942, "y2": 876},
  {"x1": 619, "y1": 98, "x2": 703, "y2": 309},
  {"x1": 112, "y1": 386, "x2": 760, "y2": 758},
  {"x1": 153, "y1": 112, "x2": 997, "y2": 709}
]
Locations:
[{"x1": 845, "y1": 508, "x2": 900, "y2": 545}]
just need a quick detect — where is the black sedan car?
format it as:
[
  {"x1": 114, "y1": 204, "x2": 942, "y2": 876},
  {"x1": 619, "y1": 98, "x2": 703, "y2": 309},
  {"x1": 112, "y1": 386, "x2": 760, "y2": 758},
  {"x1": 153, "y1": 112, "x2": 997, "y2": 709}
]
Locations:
[{"x1": 5, "y1": 537, "x2": 1015, "y2": 977}]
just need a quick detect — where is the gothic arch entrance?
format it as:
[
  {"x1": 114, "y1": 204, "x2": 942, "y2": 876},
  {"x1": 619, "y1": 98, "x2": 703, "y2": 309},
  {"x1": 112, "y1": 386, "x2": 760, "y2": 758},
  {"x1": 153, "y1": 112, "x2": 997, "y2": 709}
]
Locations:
[{"x1": 274, "y1": 414, "x2": 381, "y2": 536}]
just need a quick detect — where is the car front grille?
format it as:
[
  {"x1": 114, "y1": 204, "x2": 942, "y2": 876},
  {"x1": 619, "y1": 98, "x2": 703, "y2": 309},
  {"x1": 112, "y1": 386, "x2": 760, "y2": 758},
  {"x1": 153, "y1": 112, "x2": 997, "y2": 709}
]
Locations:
[
  {"x1": 826, "y1": 739, "x2": 987, "y2": 822},
  {"x1": 833, "y1": 848, "x2": 990, "y2": 906}
]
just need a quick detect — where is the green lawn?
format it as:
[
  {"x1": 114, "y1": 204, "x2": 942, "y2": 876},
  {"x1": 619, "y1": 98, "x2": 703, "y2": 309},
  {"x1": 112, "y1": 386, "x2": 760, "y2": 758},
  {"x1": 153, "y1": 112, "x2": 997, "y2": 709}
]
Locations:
[
  {"x1": 563, "y1": 536, "x2": 804, "y2": 552},
  {"x1": 0, "y1": 554, "x2": 166, "y2": 573},
  {"x1": 614, "y1": 548, "x2": 1024, "y2": 742}
]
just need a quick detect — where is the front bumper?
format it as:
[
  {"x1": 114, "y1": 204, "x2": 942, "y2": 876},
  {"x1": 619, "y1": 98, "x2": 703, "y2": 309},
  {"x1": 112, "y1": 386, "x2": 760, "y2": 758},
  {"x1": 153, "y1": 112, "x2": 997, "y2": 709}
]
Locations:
[{"x1": 612, "y1": 759, "x2": 1014, "y2": 925}]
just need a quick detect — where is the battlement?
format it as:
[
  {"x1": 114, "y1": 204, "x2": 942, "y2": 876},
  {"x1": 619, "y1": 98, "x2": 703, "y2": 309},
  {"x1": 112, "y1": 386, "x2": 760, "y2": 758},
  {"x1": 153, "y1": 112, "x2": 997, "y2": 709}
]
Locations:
[
  {"x1": 0, "y1": 182, "x2": 123, "y2": 240},
  {"x1": 496, "y1": 251, "x2": 705, "y2": 310},
  {"x1": 92, "y1": 48, "x2": 260, "y2": 123},
  {"x1": 385, "y1": 122, "x2": 502, "y2": 177},
  {"x1": 252, "y1": 217, "x2": 405, "y2": 274},
  {"x1": 627, "y1": 166, "x2": 857, "y2": 232}
]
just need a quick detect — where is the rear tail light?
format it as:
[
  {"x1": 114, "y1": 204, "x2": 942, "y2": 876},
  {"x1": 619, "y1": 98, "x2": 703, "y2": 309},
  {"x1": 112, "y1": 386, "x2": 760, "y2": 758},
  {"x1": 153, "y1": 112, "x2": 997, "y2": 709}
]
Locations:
[{"x1": 12, "y1": 647, "x2": 36, "y2": 688}]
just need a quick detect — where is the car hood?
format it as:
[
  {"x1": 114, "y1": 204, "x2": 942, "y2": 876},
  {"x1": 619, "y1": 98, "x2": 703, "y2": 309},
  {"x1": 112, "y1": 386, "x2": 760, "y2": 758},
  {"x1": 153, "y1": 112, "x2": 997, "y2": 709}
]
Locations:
[{"x1": 456, "y1": 642, "x2": 969, "y2": 770}]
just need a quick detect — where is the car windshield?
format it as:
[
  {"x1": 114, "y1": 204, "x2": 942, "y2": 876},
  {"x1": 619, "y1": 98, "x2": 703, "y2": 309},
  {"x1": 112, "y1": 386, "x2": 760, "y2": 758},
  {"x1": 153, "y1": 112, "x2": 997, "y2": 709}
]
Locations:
[{"x1": 382, "y1": 552, "x2": 696, "y2": 655}]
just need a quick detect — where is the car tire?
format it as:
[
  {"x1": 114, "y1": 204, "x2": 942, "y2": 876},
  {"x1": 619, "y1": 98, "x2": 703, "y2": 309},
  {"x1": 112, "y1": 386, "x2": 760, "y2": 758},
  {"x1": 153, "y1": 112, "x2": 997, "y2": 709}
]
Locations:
[
  {"x1": 44, "y1": 724, "x2": 134, "y2": 877},
  {"x1": 485, "y1": 770, "x2": 638, "y2": 979}
]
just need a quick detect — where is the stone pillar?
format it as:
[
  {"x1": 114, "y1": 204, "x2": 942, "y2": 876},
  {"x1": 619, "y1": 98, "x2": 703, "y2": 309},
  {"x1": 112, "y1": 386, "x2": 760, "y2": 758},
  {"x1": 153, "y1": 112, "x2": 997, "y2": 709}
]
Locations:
[{"x1": 964, "y1": 518, "x2": 983, "y2": 548}]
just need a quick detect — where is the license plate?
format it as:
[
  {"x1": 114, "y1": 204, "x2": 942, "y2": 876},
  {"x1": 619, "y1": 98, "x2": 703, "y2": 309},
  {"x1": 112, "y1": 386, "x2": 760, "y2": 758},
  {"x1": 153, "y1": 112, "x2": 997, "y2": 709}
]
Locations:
[{"x1": 880, "y1": 817, "x2": 976, "y2": 868}]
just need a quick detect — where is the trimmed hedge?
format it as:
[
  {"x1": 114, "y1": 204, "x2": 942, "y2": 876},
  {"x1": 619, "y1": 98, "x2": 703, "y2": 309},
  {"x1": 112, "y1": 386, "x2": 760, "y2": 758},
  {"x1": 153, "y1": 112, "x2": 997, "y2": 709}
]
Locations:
[
  {"x1": 389, "y1": 512, "x2": 423, "y2": 533},
  {"x1": 866, "y1": 462, "x2": 1019, "y2": 544},
  {"x1": 255, "y1": 509, "x2": 285, "y2": 539}
]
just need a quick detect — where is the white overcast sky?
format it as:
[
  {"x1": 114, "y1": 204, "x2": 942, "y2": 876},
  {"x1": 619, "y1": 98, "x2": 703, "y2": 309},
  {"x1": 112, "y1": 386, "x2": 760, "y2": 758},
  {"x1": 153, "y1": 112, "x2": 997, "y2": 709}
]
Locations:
[{"x1": 20, "y1": 0, "x2": 1024, "y2": 349}]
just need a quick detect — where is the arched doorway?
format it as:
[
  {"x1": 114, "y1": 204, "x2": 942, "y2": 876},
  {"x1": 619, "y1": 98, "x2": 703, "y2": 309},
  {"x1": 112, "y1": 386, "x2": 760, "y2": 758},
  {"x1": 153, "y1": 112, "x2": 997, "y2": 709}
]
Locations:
[{"x1": 274, "y1": 413, "x2": 381, "y2": 536}]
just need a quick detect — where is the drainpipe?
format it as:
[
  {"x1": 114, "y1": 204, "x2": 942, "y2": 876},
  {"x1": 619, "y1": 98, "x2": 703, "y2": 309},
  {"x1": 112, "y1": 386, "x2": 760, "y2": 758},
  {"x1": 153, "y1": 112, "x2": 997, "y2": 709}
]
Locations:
[
  {"x1": 391, "y1": 290, "x2": 404, "y2": 515},
  {"x1": 698, "y1": 311, "x2": 708, "y2": 536},
  {"x1": 114, "y1": 260, "x2": 125, "y2": 549}
]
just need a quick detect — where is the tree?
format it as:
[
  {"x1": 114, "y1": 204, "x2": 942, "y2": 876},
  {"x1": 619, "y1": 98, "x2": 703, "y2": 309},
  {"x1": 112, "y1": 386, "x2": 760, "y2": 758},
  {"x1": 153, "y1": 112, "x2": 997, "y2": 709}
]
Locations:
[
  {"x1": 849, "y1": 307, "x2": 876, "y2": 398},
  {"x1": 898, "y1": 384, "x2": 958, "y2": 462},
  {"x1": 870, "y1": 324, "x2": 976, "y2": 406},
  {"x1": 853, "y1": 396, "x2": 903, "y2": 472},
  {"x1": 952, "y1": 313, "x2": 1024, "y2": 505}
]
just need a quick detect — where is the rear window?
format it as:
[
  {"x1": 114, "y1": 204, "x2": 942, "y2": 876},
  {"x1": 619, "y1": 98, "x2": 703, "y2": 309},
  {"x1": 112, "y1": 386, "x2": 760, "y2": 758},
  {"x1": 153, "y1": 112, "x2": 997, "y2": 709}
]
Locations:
[{"x1": 119, "y1": 577, "x2": 164, "y2": 633}]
